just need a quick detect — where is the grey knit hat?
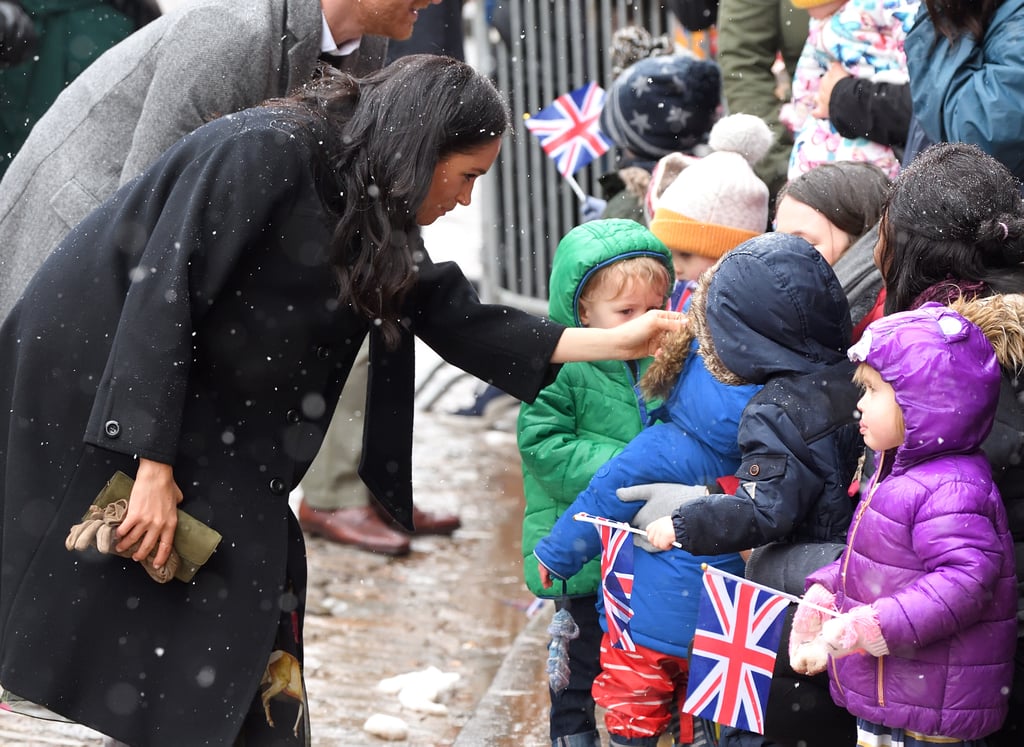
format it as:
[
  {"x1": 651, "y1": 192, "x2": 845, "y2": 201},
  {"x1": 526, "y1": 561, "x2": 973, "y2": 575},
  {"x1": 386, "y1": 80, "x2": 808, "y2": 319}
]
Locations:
[{"x1": 600, "y1": 53, "x2": 721, "y2": 160}]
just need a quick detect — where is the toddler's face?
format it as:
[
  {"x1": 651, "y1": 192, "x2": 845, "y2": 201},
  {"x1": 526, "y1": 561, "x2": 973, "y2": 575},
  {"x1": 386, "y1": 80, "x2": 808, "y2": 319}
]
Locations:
[
  {"x1": 671, "y1": 250, "x2": 717, "y2": 283},
  {"x1": 856, "y1": 366, "x2": 903, "y2": 452},
  {"x1": 773, "y1": 195, "x2": 850, "y2": 266},
  {"x1": 579, "y1": 279, "x2": 666, "y2": 329}
]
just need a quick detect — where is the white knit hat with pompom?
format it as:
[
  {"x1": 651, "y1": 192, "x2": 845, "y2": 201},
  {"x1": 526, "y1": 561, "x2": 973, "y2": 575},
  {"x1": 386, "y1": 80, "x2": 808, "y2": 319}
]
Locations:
[{"x1": 649, "y1": 113, "x2": 772, "y2": 259}]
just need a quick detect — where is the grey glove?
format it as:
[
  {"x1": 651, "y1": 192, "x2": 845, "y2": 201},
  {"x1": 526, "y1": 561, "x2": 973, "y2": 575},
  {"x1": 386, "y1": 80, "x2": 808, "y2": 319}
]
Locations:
[{"x1": 618, "y1": 483, "x2": 709, "y2": 552}]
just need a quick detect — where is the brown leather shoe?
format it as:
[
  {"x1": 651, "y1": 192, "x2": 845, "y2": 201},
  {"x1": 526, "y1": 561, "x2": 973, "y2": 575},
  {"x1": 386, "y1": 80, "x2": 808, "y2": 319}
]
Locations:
[
  {"x1": 297, "y1": 500, "x2": 411, "y2": 556},
  {"x1": 410, "y1": 506, "x2": 462, "y2": 535},
  {"x1": 373, "y1": 501, "x2": 462, "y2": 536}
]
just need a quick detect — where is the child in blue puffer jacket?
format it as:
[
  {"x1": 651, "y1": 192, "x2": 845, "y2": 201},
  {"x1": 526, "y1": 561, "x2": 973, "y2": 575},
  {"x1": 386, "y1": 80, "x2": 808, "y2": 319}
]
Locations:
[
  {"x1": 637, "y1": 233, "x2": 865, "y2": 747},
  {"x1": 533, "y1": 324, "x2": 757, "y2": 747}
]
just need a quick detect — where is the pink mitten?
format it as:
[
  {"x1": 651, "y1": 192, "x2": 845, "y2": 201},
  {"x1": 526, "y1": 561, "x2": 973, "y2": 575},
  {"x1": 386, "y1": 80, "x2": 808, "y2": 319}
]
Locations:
[
  {"x1": 788, "y1": 583, "x2": 836, "y2": 661},
  {"x1": 790, "y1": 639, "x2": 829, "y2": 675},
  {"x1": 820, "y1": 605, "x2": 889, "y2": 658}
]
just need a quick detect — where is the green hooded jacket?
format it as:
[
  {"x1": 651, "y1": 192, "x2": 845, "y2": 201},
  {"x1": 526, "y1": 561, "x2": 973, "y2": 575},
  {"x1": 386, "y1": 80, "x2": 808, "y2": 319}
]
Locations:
[{"x1": 518, "y1": 219, "x2": 672, "y2": 598}]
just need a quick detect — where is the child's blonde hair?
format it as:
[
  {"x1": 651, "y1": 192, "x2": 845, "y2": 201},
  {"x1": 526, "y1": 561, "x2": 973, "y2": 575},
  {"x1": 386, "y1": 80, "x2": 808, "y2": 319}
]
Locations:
[
  {"x1": 578, "y1": 255, "x2": 672, "y2": 310},
  {"x1": 853, "y1": 363, "x2": 906, "y2": 441}
]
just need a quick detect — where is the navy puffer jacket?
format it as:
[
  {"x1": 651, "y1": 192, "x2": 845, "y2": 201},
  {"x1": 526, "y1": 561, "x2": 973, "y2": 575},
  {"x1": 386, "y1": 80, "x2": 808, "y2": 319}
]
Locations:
[{"x1": 670, "y1": 232, "x2": 863, "y2": 555}]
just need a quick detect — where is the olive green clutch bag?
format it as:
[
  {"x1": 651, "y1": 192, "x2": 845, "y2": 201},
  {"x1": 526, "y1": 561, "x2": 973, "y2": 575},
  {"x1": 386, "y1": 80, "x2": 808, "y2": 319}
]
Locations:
[{"x1": 90, "y1": 470, "x2": 223, "y2": 583}]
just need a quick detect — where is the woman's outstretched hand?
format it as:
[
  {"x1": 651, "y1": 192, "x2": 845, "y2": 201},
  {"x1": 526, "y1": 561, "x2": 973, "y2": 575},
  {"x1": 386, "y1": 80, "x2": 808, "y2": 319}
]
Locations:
[
  {"x1": 616, "y1": 309, "x2": 687, "y2": 359},
  {"x1": 116, "y1": 458, "x2": 183, "y2": 569},
  {"x1": 552, "y1": 309, "x2": 685, "y2": 363}
]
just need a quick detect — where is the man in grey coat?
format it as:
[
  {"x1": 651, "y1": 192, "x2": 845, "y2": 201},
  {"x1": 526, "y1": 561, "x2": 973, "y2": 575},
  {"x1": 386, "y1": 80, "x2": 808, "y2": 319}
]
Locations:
[{"x1": 0, "y1": 0, "x2": 448, "y2": 318}]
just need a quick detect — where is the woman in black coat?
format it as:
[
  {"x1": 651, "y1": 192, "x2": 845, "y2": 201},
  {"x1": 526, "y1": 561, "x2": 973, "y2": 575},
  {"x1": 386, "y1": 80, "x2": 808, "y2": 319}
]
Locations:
[{"x1": 0, "y1": 55, "x2": 679, "y2": 746}]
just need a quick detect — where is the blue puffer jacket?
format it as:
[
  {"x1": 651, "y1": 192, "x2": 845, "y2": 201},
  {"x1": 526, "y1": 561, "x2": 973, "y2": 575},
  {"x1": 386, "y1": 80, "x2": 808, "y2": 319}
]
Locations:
[
  {"x1": 810, "y1": 304, "x2": 1017, "y2": 740},
  {"x1": 533, "y1": 336, "x2": 758, "y2": 657},
  {"x1": 905, "y1": 0, "x2": 1024, "y2": 182}
]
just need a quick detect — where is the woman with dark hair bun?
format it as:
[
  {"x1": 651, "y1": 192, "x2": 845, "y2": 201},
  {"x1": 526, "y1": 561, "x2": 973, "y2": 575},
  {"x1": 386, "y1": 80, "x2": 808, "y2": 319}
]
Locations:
[
  {"x1": 0, "y1": 54, "x2": 680, "y2": 747},
  {"x1": 877, "y1": 142, "x2": 1024, "y2": 315},
  {"x1": 875, "y1": 141, "x2": 1024, "y2": 747}
]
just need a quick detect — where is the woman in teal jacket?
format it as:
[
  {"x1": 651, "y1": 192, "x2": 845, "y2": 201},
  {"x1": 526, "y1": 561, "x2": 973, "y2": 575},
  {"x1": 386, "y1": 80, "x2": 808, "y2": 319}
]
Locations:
[
  {"x1": 518, "y1": 218, "x2": 673, "y2": 747},
  {"x1": 904, "y1": 0, "x2": 1024, "y2": 182}
]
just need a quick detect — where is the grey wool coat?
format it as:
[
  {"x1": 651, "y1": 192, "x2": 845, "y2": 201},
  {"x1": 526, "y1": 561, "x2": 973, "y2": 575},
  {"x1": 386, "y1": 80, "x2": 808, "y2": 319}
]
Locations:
[
  {"x1": 0, "y1": 107, "x2": 564, "y2": 745},
  {"x1": 0, "y1": 0, "x2": 387, "y2": 321}
]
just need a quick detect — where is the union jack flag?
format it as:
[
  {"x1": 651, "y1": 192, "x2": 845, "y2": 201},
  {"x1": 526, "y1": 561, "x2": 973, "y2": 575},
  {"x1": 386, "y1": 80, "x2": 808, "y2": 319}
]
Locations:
[
  {"x1": 683, "y1": 568, "x2": 790, "y2": 734},
  {"x1": 597, "y1": 522, "x2": 635, "y2": 651},
  {"x1": 523, "y1": 82, "x2": 613, "y2": 177}
]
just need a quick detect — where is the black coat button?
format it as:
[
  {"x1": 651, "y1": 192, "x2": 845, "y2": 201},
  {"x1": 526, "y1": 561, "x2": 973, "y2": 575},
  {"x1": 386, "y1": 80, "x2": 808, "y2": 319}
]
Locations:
[
  {"x1": 104, "y1": 420, "x2": 121, "y2": 438},
  {"x1": 285, "y1": 409, "x2": 301, "y2": 424},
  {"x1": 269, "y1": 478, "x2": 286, "y2": 495},
  {"x1": 315, "y1": 345, "x2": 330, "y2": 359}
]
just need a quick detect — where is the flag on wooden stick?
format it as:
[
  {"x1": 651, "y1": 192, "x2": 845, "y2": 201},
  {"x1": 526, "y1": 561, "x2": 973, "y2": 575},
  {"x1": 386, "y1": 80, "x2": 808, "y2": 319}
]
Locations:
[
  {"x1": 683, "y1": 565, "x2": 790, "y2": 734},
  {"x1": 523, "y1": 82, "x2": 612, "y2": 180}
]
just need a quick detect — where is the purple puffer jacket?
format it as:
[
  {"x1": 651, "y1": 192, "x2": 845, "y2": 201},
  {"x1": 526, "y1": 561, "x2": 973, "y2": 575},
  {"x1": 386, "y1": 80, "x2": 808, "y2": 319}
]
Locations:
[{"x1": 809, "y1": 304, "x2": 1017, "y2": 740}]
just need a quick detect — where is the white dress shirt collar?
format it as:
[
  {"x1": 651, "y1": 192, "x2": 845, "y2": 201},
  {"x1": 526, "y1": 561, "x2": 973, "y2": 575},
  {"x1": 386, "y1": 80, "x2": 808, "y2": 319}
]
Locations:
[{"x1": 321, "y1": 13, "x2": 362, "y2": 57}]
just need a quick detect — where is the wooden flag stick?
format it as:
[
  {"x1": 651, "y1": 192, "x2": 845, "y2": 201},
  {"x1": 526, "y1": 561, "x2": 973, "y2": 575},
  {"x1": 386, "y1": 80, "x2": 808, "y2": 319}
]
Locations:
[
  {"x1": 574, "y1": 512, "x2": 842, "y2": 617},
  {"x1": 564, "y1": 172, "x2": 587, "y2": 202},
  {"x1": 573, "y1": 511, "x2": 682, "y2": 548}
]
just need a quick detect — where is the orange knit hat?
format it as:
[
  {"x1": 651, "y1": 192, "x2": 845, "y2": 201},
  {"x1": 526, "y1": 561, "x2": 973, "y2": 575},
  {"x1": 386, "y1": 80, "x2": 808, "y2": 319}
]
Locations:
[{"x1": 649, "y1": 114, "x2": 772, "y2": 259}]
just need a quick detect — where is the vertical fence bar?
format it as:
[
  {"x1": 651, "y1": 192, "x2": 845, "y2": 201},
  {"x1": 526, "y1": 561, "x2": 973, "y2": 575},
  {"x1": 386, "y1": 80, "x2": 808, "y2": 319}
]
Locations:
[{"x1": 480, "y1": 1, "x2": 674, "y2": 313}]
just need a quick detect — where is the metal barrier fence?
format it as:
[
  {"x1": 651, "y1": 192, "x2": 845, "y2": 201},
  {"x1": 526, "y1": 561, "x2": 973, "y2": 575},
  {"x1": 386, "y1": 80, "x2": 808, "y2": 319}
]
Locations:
[{"x1": 472, "y1": 1, "x2": 677, "y2": 314}]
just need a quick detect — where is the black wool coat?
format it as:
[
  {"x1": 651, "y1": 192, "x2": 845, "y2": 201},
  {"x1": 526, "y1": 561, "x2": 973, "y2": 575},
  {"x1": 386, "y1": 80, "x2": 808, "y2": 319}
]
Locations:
[{"x1": 0, "y1": 107, "x2": 562, "y2": 745}]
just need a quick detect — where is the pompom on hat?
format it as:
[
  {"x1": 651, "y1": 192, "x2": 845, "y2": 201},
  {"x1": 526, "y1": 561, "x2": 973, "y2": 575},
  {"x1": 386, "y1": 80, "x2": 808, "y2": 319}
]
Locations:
[
  {"x1": 644, "y1": 151, "x2": 699, "y2": 223},
  {"x1": 599, "y1": 53, "x2": 722, "y2": 160},
  {"x1": 649, "y1": 113, "x2": 772, "y2": 259}
]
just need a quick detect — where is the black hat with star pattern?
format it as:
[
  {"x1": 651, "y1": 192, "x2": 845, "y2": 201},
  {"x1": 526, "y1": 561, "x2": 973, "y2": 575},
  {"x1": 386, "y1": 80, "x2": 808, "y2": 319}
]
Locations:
[{"x1": 599, "y1": 53, "x2": 722, "y2": 160}]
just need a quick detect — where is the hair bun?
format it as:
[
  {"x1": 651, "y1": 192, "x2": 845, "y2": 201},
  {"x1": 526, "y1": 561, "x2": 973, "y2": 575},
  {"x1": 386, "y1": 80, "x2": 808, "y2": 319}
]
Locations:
[
  {"x1": 978, "y1": 216, "x2": 1024, "y2": 266},
  {"x1": 707, "y1": 113, "x2": 773, "y2": 166}
]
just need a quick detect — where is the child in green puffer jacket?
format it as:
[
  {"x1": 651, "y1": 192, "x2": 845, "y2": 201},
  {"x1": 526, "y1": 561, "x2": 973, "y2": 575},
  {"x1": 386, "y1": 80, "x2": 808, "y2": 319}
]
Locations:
[{"x1": 518, "y1": 218, "x2": 672, "y2": 747}]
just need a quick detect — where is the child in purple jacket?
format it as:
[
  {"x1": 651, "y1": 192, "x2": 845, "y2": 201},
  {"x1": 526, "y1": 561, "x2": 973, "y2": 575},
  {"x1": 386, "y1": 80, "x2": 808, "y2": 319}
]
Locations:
[{"x1": 790, "y1": 303, "x2": 1017, "y2": 745}]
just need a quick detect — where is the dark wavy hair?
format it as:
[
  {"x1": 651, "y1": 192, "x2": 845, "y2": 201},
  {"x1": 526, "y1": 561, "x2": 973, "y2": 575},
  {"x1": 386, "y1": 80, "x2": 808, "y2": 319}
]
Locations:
[
  {"x1": 878, "y1": 142, "x2": 1024, "y2": 314},
  {"x1": 271, "y1": 55, "x2": 511, "y2": 347},
  {"x1": 776, "y1": 161, "x2": 891, "y2": 248},
  {"x1": 925, "y1": 0, "x2": 1003, "y2": 43}
]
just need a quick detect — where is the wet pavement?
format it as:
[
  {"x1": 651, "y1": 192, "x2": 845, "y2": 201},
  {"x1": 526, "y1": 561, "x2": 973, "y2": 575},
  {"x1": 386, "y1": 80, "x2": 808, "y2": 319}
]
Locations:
[
  {"x1": 296, "y1": 362, "x2": 555, "y2": 746},
  {"x1": 0, "y1": 360, "x2": 561, "y2": 746}
]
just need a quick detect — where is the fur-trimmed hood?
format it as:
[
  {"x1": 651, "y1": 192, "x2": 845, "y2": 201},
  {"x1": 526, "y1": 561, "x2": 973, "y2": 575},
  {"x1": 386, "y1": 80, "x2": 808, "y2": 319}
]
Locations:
[
  {"x1": 850, "y1": 303, "x2": 1001, "y2": 470},
  {"x1": 950, "y1": 293, "x2": 1024, "y2": 374},
  {"x1": 640, "y1": 320, "x2": 696, "y2": 399},
  {"x1": 688, "y1": 232, "x2": 852, "y2": 386}
]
